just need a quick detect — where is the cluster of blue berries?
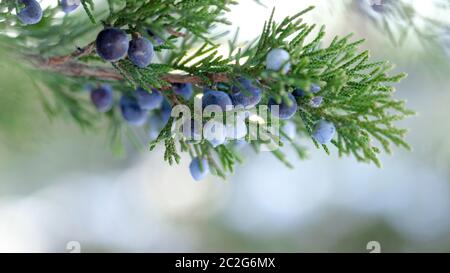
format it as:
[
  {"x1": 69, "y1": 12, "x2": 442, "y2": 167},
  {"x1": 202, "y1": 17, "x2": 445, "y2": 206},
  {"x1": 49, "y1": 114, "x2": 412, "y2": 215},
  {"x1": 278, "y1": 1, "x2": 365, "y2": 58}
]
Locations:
[
  {"x1": 89, "y1": 84, "x2": 174, "y2": 138},
  {"x1": 96, "y1": 28, "x2": 155, "y2": 68},
  {"x1": 86, "y1": 46, "x2": 336, "y2": 181},
  {"x1": 202, "y1": 77, "x2": 264, "y2": 112},
  {"x1": 265, "y1": 48, "x2": 336, "y2": 145},
  {"x1": 173, "y1": 78, "x2": 263, "y2": 181},
  {"x1": 185, "y1": 82, "x2": 258, "y2": 180},
  {"x1": 17, "y1": 0, "x2": 80, "y2": 25},
  {"x1": 88, "y1": 82, "x2": 217, "y2": 181},
  {"x1": 185, "y1": 47, "x2": 337, "y2": 180}
]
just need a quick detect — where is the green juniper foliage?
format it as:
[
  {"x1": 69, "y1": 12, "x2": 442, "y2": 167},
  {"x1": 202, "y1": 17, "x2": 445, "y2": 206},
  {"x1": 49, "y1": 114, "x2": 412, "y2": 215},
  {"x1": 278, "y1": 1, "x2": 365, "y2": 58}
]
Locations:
[{"x1": 0, "y1": 0, "x2": 414, "y2": 179}]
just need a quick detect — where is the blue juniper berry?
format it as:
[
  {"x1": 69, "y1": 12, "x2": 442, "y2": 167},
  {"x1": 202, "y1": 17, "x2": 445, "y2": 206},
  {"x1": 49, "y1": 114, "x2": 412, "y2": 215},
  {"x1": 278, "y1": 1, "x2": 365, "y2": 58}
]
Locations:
[
  {"x1": 189, "y1": 157, "x2": 210, "y2": 181},
  {"x1": 61, "y1": 0, "x2": 80, "y2": 13},
  {"x1": 120, "y1": 95, "x2": 148, "y2": 126},
  {"x1": 173, "y1": 83, "x2": 194, "y2": 100},
  {"x1": 128, "y1": 36, "x2": 154, "y2": 68},
  {"x1": 266, "y1": 48, "x2": 291, "y2": 74},
  {"x1": 96, "y1": 28, "x2": 129, "y2": 62},
  {"x1": 17, "y1": 0, "x2": 43, "y2": 25},
  {"x1": 202, "y1": 90, "x2": 233, "y2": 112},
  {"x1": 90, "y1": 84, "x2": 114, "y2": 113},
  {"x1": 135, "y1": 87, "x2": 163, "y2": 110},
  {"x1": 268, "y1": 93, "x2": 298, "y2": 120},
  {"x1": 230, "y1": 77, "x2": 262, "y2": 109},
  {"x1": 312, "y1": 120, "x2": 336, "y2": 144}
]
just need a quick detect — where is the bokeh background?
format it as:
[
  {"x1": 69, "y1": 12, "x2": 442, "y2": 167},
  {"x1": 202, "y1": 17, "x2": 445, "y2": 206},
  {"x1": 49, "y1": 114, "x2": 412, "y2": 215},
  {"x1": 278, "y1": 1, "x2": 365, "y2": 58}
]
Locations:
[{"x1": 1, "y1": 0, "x2": 450, "y2": 252}]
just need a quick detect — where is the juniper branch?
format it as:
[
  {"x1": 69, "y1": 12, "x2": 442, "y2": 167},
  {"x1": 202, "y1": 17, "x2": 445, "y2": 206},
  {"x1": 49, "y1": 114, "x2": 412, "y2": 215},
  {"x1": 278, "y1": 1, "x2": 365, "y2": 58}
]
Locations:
[
  {"x1": 27, "y1": 54, "x2": 230, "y2": 85},
  {"x1": 42, "y1": 42, "x2": 96, "y2": 66},
  {"x1": 0, "y1": 1, "x2": 414, "y2": 179}
]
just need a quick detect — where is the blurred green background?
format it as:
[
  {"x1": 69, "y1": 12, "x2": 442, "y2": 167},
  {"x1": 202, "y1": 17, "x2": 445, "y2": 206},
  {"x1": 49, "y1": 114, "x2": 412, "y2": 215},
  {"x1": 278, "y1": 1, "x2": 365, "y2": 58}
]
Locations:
[{"x1": 0, "y1": 0, "x2": 450, "y2": 252}]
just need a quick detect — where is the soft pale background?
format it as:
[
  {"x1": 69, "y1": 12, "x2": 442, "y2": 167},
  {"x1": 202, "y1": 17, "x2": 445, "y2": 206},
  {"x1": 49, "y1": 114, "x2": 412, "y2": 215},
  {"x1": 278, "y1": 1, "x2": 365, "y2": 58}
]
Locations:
[{"x1": 0, "y1": 0, "x2": 450, "y2": 252}]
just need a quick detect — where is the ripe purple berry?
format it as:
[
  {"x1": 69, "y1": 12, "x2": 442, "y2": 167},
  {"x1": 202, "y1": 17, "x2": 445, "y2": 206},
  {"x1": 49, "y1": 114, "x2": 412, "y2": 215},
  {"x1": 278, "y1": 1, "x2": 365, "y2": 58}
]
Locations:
[
  {"x1": 120, "y1": 95, "x2": 148, "y2": 126},
  {"x1": 312, "y1": 120, "x2": 336, "y2": 144},
  {"x1": 61, "y1": 0, "x2": 80, "y2": 13},
  {"x1": 96, "y1": 28, "x2": 129, "y2": 62},
  {"x1": 189, "y1": 157, "x2": 209, "y2": 181},
  {"x1": 268, "y1": 93, "x2": 298, "y2": 120},
  {"x1": 17, "y1": 0, "x2": 43, "y2": 25},
  {"x1": 173, "y1": 83, "x2": 194, "y2": 100},
  {"x1": 128, "y1": 37, "x2": 154, "y2": 68},
  {"x1": 266, "y1": 48, "x2": 291, "y2": 74},
  {"x1": 90, "y1": 85, "x2": 114, "y2": 112},
  {"x1": 202, "y1": 90, "x2": 233, "y2": 112},
  {"x1": 135, "y1": 87, "x2": 163, "y2": 110},
  {"x1": 230, "y1": 77, "x2": 262, "y2": 109}
]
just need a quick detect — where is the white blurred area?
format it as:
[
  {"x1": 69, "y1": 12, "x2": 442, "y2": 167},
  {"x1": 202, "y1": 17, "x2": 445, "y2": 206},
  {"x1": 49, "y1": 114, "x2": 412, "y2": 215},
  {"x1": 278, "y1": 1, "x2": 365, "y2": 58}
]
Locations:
[{"x1": 1, "y1": 0, "x2": 450, "y2": 252}]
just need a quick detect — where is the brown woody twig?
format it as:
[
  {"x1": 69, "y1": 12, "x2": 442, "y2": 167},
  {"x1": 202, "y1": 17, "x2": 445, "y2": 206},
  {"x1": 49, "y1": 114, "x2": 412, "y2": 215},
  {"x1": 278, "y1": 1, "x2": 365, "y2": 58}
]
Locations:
[
  {"x1": 28, "y1": 55, "x2": 229, "y2": 85},
  {"x1": 27, "y1": 39, "x2": 231, "y2": 87}
]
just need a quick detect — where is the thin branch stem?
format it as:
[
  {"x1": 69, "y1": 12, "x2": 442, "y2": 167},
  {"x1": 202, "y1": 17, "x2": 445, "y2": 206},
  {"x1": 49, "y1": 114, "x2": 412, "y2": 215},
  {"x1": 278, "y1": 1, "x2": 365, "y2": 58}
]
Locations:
[
  {"x1": 26, "y1": 42, "x2": 230, "y2": 86},
  {"x1": 27, "y1": 55, "x2": 230, "y2": 86},
  {"x1": 45, "y1": 42, "x2": 96, "y2": 66}
]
